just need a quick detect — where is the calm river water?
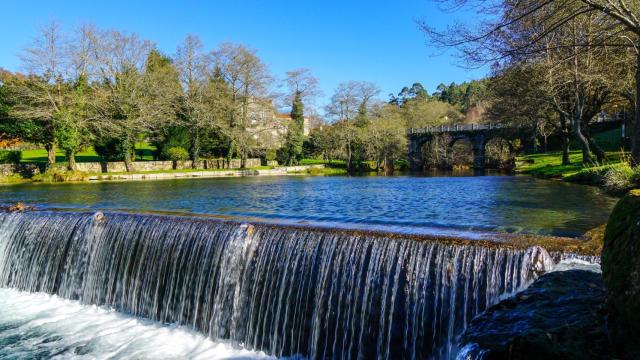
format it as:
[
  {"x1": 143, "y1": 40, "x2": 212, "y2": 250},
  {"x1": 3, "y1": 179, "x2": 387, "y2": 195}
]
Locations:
[{"x1": 0, "y1": 174, "x2": 616, "y2": 237}]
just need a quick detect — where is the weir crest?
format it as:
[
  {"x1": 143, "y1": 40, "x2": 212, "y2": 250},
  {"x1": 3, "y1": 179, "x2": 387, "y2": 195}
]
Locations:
[{"x1": 0, "y1": 211, "x2": 555, "y2": 359}]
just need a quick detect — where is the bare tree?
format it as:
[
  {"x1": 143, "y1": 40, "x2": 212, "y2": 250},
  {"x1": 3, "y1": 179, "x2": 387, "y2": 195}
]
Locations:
[
  {"x1": 175, "y1": 34, "x2": 224, "y2": 166},
  {"x1": 212, "y1": 43, "x2": 273, "y2": 166},
  {"x1": 87, "y1": 28, "x2": 156, "y2": 171},
  {"x1": 9, "y1": 20, "x2": 68, "y2": 166},
  {"x1": 325, "y1": 82, "x2": 361, "y2": 169},
  {"x1": 422, "y1": 0, "x2": 640, "y2": 163},
  {"x1": 284, "y1": 68, "x2": 322, "y2": 104}
]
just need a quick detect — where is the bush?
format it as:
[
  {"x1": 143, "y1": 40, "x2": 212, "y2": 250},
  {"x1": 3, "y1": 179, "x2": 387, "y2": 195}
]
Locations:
[
  {"x1": 155, "y1": 126, "x2": 190, "y2": 159},
  {"x1": 32, "y1": 169, "x2": 89, "y2": 182},
  {"x1": 603, "y1": 164, "x2": 640, "y2": 194},
  {"x1": 94, "y1": 137, "x2": 125, "y2": 162},
  {"x1": 265, "y1": 149, "x2": 277, "y2": 162},
  {"x1": 0, "y1": 150, "x2": 21, "y2": 164},
  {"x1": 163, "y1": 147, "x2": 189, "y2": 162}
]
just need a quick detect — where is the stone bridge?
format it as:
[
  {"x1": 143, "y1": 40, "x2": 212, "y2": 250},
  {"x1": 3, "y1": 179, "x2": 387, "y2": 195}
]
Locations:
[{"x1": 407, "y1": 123, "x2": 530, "y2": 170}]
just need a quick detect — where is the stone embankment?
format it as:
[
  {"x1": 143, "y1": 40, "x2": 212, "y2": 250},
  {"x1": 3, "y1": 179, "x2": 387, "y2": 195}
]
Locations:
[{"x1": 87, "y1": 165, "x2": 323, "y2": 181}]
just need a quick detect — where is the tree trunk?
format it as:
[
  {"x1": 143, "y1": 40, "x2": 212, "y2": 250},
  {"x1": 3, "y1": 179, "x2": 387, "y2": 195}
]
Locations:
[
  {"x1": 572, "y1": 112, "x2": 592, "y2": 163},
  {"x1": 533, "y1": 122, "x2": 539, "y2": 153},
  {"x1": 226, "y1": 140, "x2": 235, "y2": 168},
  {"x1": 45, "y1": 143, "x2": 56, "y2": 168},
  {"x1": 632, "y1": 48, "x2": 640, "y2": 165},
  {"x1": 562, "y1": 133, "x2": 571, "y2": 165},
  {"x1": 559, "y1": 112, "x2": 571, "y2": 165},
  {"x1": 66, "y1": 150, "x2": 77, "y2": 171},
  {"x1": 191, "y1": 130, "x2": 200, "y2": 169},
  {"x1": 581, "y1": 119, "x2": 605, "y2": 162},
  {"x1": 347, "y1": 141, "x2": 352, "y2": 172},
  {"x1": 543, "y1": 135, "x2": 548, "y2": 153},
  {"x1": 124, "y1": 154, "x2": 133, "y2": 173},
  {"x1": 123, "y1": 137, "x2": 133, "y2": 172},
  {"x1": 587, "y1": 136, "x2": 606, "y2": 162}
]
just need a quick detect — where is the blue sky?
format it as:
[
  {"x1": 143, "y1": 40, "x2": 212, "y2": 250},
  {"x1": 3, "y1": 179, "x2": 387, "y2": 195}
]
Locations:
[{"x1": 0, "y1": 0, "x2": 487, "y2": 110}]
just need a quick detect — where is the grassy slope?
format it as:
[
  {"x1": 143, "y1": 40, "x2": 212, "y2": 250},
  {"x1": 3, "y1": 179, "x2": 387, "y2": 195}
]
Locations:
[{"x1": 516, "y1": 128, "x2": 627, "y2": 180}]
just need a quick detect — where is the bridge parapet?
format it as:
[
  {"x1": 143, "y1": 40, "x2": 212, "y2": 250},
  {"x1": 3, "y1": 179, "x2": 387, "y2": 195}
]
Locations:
[{"x1": 407, "y1": 123, "x2": 507, "y2": 136}]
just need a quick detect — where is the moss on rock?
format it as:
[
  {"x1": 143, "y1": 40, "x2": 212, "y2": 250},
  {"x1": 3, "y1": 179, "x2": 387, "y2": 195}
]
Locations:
[{"x1": 602, "y1": 189, "x2": 640, "y2": 358}]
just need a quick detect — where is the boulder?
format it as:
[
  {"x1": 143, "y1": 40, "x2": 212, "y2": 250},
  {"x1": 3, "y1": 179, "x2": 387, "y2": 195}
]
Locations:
[
  {"x1": 602, "y1": 189, "x2": 640, "y2": 358},
  {"x1": 458, "y1": 269, "x2": 610, "y2": 360}
]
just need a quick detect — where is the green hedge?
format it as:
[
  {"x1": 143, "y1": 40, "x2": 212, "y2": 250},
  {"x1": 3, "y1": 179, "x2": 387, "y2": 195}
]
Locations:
[{"x1": 0, "y1": 150, "x2": 21, "y2": 164}]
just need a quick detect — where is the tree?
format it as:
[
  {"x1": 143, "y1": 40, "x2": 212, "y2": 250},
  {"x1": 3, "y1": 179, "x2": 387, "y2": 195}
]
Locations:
[
  {"x1": 422, "y1": 0, "x2": 640, "y2": 164},
  {"x1": 389, "y1": 82, "x2": 429, "y2": 106},
  {"x1": 212, "y1": 43, "x2": 272, "y2": 166},
  {"x1": 6, "y1": 21, "x2": 68, "y2": 167},
  {"x1": 325, "y1": 82, "x2": 363, "y2": 170},
  {"x1": 174, "y1": 35, "x2": 230, "y2": 167},
  {"x1": 280, "y1": 92, "x2": 305, "y2": 165},
  {"x1": 486, "y1": 64, "x2": 569, "y2": 161},
  {"x1": 362, "y1": 104, "x2": 407, "y2": 172},
  {"x1": 88, "y1": 29, "x2": 162, "y2": 171},
  {"x1": 353, "y1": 81, "x2": 381, "y2": 127},
  {"x1": 280, "y1": 68, "x2": 321, "y2": 165},
  {"x1": 401, "y1": 99, "x2": 464, "y2": 128}
]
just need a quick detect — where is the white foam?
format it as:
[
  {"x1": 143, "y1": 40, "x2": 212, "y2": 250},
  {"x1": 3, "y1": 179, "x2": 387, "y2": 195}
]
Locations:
[
  {"x1": 0, "y1": 288, "x2": 277, "y2": 359},
  {"x1": 553, "y1": 258, "x2": 602, "y2": 273}
]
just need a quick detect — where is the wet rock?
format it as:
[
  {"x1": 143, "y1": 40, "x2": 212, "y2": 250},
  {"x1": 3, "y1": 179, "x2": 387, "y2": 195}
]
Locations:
[
  {"x1": 1, "y1": 202, "x2": 34, "y2": 213},
  {"x1": 524, "y1": 246, "x2": 554, "y2": 279},
  {"x1": 458, "y1": 269, "x2": 611, "y2": 360},
  {"x1": 93, "y1": 211, "x2": 105, "y2": 224},
  {"x1": 602, "y1": 189, "x2": 640, "y2": 358}
]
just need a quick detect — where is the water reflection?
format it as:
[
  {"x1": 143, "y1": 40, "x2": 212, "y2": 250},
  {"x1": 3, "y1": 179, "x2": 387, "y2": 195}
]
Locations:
[{"x1": 0, "y1": 174, "x2": 616, "y2": 237}]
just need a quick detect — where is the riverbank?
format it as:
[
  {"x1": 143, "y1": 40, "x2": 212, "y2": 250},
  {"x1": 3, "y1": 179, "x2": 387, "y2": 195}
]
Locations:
[
  {"x1": 0, "y1": 164, "x2": 348, "y2": 184},
  {"x1": 516, "y1": 150, "x2": 639, "y2": 195},
  {"x1": 85, "y1": 165, "x2": 335, "y2": 182}
]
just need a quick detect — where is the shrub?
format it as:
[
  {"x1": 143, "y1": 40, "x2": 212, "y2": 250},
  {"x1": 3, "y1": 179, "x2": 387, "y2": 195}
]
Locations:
[
  {"x1": 0, "y1": 174, "x2": 26, "y2": 184},
  {"x1": 154, "y1": 126, "x2": 190, "y2": 159},
  {"x1": 265, "y1": 149, "x2": 277, "y2": 162},
  {"x1": 94, "y1": 137, "x2": 125, "y2": 162},
  {"x1": 0, "y1": 150, "x2": 21, "y2": 164},
  {"x1": 394, "y1": 159, "x2": 410, "y2": 171},
  {"x1": 163, "y1": 147, "x2": 189, "y2": 162},
  {"x1": 603, "y1": 164, "x2": 640, "y2": 194},
  {"x1": 32, "y1": 169, "x2": 89, "y2": 182}
]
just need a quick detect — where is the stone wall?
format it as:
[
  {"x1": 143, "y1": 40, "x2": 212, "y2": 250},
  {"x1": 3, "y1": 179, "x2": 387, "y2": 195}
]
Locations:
[
  {"x1": 1, "y1": 158, "x2": 264, "y2": 178},
  {"x1": 0, "y1": 164, "x2": 14, "y2": 177},
  {"x1": 0, "y1": 163, "x2": 41, "y2": 177},
  {"x1": 53, "y1": 158, "x2": 263, "y2": 174}
]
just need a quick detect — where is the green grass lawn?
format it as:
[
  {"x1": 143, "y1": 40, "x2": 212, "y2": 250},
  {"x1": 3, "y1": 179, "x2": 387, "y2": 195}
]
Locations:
[
  {"x1": 516, "y1": 150, "x2": 625, "y2": 178},
  {"x1": 21, "y1": 143, "x2": 157, "y2": 163},
  {"x1": 516, "y1": 127, "x2": 628, "y2": 179},
  {"x1": 300, "y1": 159, "x2": 346, "y2": 166}
]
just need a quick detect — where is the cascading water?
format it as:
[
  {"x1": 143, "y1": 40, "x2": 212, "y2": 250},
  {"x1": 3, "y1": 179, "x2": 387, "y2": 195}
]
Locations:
[{"x1": 0, "y1": 211, "x2": 551, "y2": 359}]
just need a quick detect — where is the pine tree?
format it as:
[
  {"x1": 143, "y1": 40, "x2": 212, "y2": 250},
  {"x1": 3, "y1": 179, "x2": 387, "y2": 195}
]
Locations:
[{"x1": 283, "y1": 92, "x2": 305, "y2": 165}]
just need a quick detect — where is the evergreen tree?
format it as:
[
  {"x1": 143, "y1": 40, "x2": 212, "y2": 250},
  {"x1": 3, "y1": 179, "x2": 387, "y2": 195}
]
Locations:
[{"x1": 281, "y1": 92, "x2": 305, "y2": 165}]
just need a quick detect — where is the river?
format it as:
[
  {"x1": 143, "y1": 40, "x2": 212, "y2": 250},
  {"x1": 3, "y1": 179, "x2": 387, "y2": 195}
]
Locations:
[
  {"x1": 0, "y1": 173, "x2": 617, "y2": 237},
  {"x1": 0, "y1": 173, "x2": 617, "y2": 359}
]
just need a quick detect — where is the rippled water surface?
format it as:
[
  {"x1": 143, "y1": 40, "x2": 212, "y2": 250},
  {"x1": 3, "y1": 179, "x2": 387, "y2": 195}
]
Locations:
[{"x1": 0, "y1": 174, "x2": 616, "y2": 236}]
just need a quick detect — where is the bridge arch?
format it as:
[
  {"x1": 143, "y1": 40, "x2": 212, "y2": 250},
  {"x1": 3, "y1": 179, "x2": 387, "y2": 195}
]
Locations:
[{"x1": 407, "y1": 124, "x2": 528, "y2": 170}]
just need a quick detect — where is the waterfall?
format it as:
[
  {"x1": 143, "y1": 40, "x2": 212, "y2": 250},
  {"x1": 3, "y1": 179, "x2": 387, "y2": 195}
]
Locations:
[{"x1": 0, "y1": 211, "x2": 549, "y2": 359}]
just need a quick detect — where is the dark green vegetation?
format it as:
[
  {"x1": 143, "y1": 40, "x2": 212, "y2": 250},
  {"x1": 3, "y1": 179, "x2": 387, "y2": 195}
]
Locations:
[{"x1": 602, "y1": 189, "x2": 640, "y2": 358}]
